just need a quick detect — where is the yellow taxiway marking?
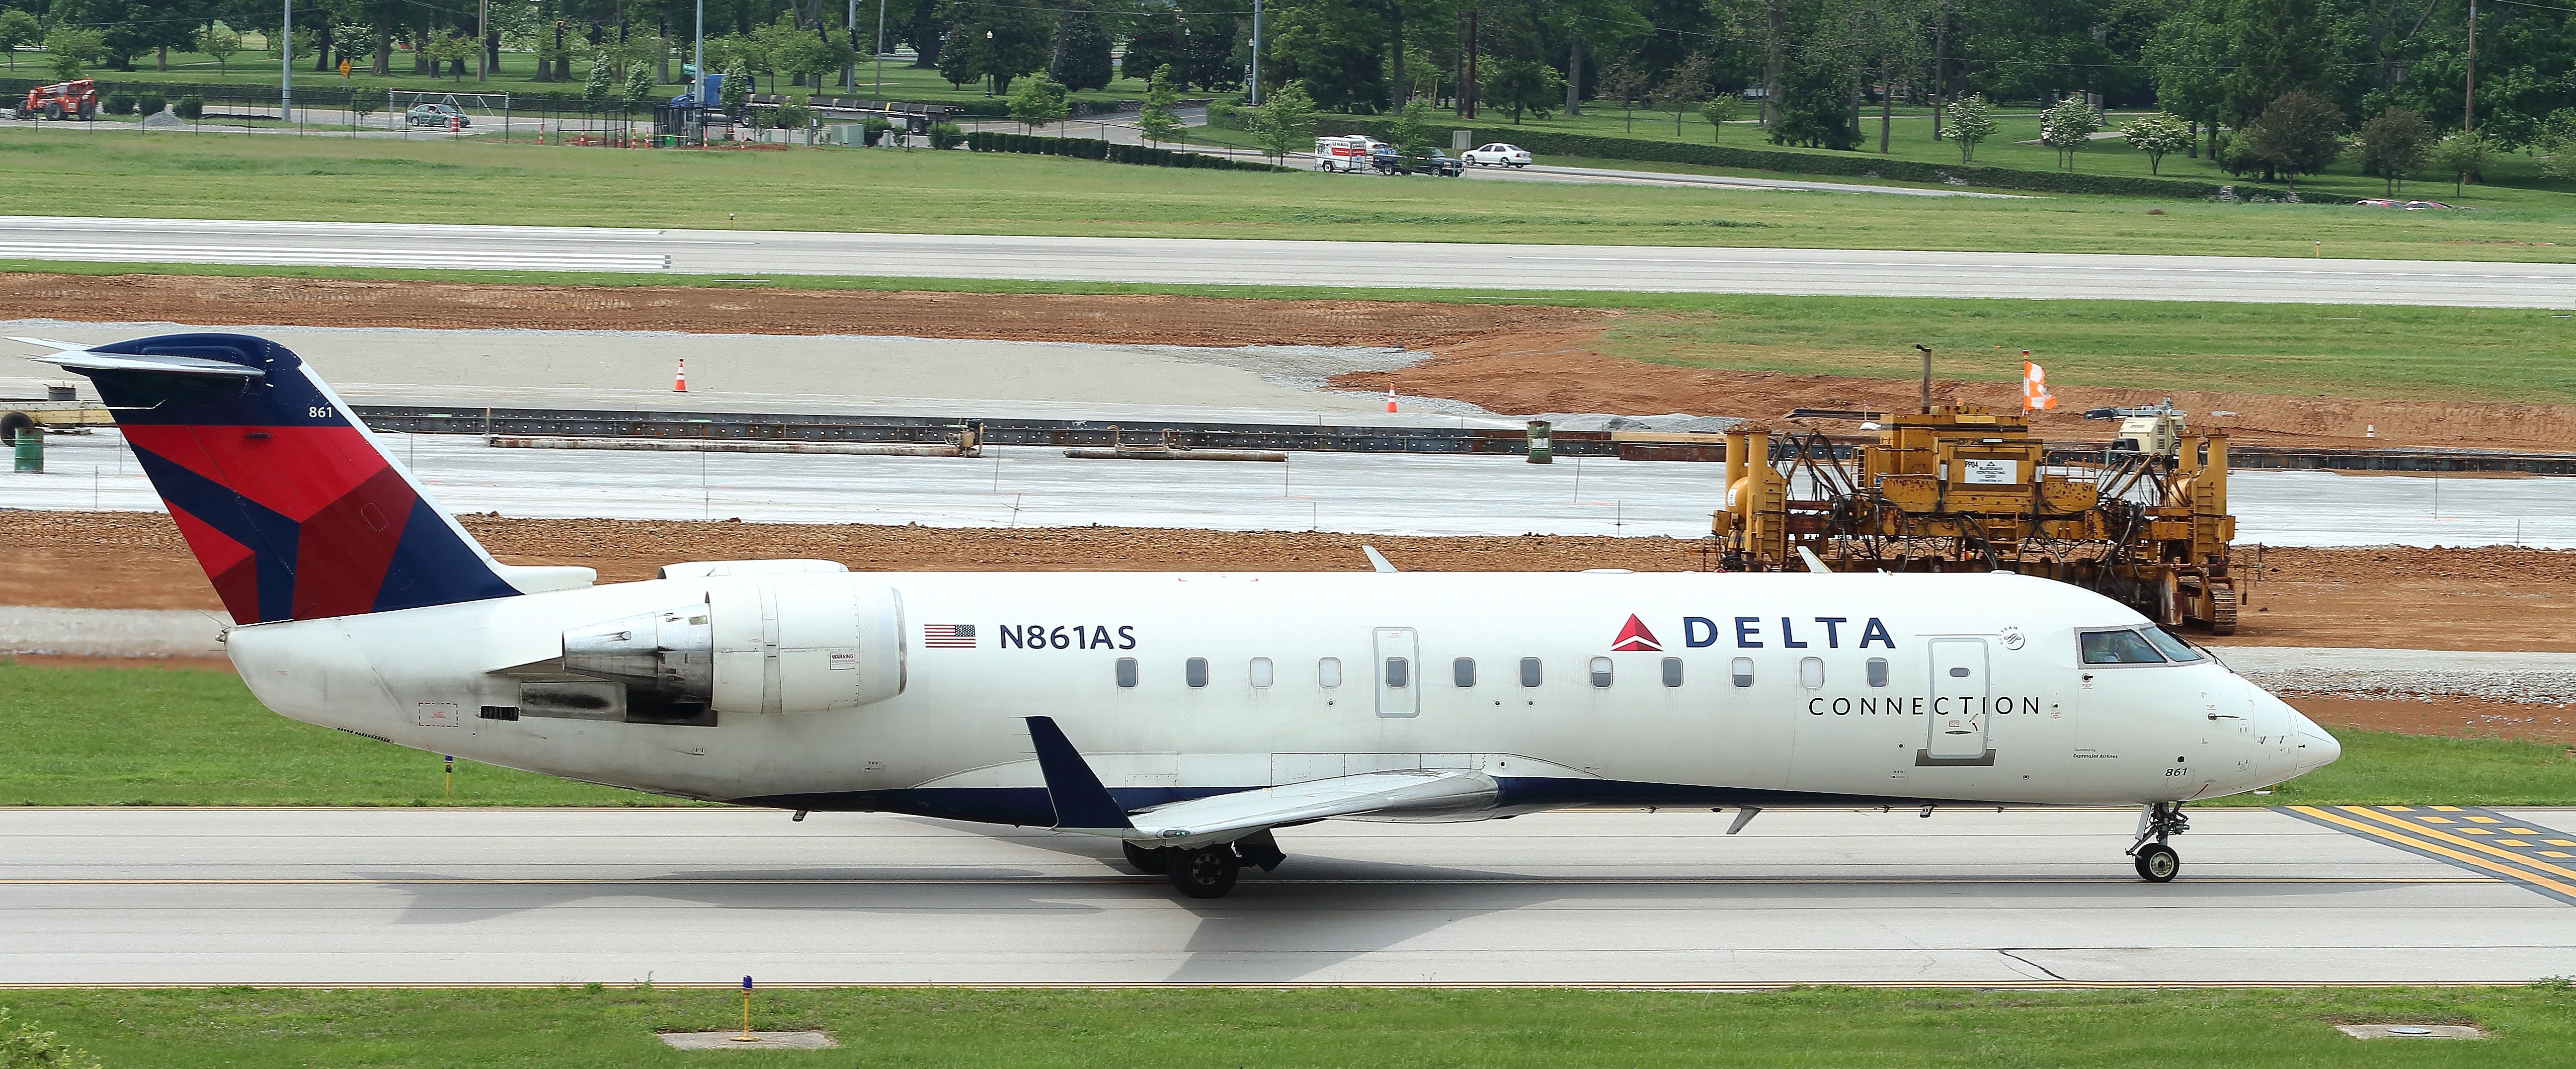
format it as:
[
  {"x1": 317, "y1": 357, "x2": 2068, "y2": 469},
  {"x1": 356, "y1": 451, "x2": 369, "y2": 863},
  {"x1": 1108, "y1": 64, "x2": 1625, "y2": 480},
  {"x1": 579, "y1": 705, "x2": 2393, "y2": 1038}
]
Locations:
[
  {"x1": 2338, "y1": 806, "x2": 2576, "y2": 882},
  {"x1": 2430, "y1": 806, "x2": 2466, "y2": 812},
  {"x1": 2546, "y1": 852, "x2": 2576, "y2": 859},
  {"x1": 2417, "y1": 816, "x2": 2456, "y2": 823},
  {"x1": 2466, "y1": 816, "x2": 2504, "y2": 824},
  {"x1": 2505, "y1": 828, "x2": 2539, "y2": 835},
  {"x1": 2294, "y1": 807, "x2": 2576, "y2": 901},
  {"x1": 2549, "y1": 840, "x2": 2576, "y2": 847}
]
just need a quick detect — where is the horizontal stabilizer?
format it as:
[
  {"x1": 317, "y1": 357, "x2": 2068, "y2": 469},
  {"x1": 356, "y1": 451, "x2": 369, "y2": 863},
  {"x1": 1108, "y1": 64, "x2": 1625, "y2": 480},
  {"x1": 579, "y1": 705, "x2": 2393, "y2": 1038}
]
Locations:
[{"x1": 14, "y1": 337, "x2": 266, "y2": 379}]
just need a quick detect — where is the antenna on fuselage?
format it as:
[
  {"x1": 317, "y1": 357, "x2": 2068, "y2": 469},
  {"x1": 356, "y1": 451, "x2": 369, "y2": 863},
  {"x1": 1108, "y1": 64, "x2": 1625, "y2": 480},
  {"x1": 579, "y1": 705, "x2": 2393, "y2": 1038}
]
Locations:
[
  {"x1": 1796, "y1": 547, "x2": 1831, "y2": 575},
  {"x1": 1361, "y1": 546, "x2": 1397, "y2": 573}
]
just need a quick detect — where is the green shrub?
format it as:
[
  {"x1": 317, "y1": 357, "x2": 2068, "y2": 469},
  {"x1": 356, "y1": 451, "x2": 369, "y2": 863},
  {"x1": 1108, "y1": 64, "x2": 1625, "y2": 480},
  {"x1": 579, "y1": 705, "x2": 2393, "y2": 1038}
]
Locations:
[
  {"x1": 171, "y1": 94, "x2": 202, "y2": 120},
  {"x1": 102, "y1": 91, "x2": 136, "y2": 115},
  {"x1": 969, "y1": 129, "x2": 1280, "y2": 171},
  {"x1": 928, "y1": 121, "x2": 965, "y2": 149},
  {"x1": 136, "y1": 92, "x2": 165, "y2": 115}
]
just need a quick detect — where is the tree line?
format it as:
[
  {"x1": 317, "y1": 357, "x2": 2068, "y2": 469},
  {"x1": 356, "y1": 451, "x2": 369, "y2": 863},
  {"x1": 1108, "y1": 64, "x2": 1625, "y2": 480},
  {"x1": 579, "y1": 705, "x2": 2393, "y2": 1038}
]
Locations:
[{"x1": 7, "y1": 0, "x2": 2570, "y2": 183}]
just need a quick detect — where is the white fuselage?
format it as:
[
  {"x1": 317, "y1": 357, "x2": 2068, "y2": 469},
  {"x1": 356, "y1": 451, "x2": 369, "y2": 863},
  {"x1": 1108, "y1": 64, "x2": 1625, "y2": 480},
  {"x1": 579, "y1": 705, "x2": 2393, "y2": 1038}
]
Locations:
[{"x1": 224, "y1": 570, "x2": 2334, "y2": 821}]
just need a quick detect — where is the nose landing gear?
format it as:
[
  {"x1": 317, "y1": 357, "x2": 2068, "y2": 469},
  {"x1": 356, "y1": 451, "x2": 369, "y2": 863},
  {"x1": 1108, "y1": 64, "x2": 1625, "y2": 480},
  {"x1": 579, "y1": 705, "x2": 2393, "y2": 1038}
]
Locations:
[{"x1": 2128, "y1": 802, "x2": 2189, "y2": 882}]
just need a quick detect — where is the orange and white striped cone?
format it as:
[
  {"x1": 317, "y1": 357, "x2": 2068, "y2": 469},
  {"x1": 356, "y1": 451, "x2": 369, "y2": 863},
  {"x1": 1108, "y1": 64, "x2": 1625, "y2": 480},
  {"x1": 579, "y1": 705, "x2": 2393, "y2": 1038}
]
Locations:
[
  {"x1": 1384, "y1": 389, "x2": 1398, "y2": 414},
  {"x1": 673, "y1": 359, "x2": 689, "y2": 393}
]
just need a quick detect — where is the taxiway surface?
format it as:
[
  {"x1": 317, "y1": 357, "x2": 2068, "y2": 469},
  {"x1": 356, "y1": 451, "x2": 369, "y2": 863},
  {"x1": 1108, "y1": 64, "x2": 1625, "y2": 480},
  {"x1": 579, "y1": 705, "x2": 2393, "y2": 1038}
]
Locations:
[
  {"x1": 8, "y1": 216, "x2": 2576, "y2": 306},
  {"x1": 3, "y1": 807, "x2": 2565, "y2": 986},
  {"x1": 14, "y1": 429, "x2": 2575, "y2": 546}
]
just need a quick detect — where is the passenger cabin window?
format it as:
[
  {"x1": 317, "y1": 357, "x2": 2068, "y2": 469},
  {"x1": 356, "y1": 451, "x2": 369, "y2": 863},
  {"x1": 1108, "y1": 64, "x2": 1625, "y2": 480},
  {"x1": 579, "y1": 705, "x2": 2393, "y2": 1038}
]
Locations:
[
  {"x1": 1661, "y1": 658, "x2": 1683, "y2": 688},
  {"x1": 1318, "y1": 657, "x2": 1343, "y2": 688},
  {"x1": 1799, "y1": 657, "x2": 1825, "y2": 689},
  {"x1": 1730, "y1": 658, "x2": 1755, "y2": 688},
  {"x1": 1250, "y1": 657, "x2": 1274, "y2": 688},
  {"x1": 2142, "y1": 628, "x2": 2205, "y2": 662},
  {"x1": 1589, "y1": 657, "x2": 1613, "y2": 688},
  {"x1": 1454, "y1": 658, "x2": 1476, "y2": 687},
  {"x1": 2081, "y1": 629, "x2": 2169, "y2": 665},
  {"x1": 1384, "y1": 657, "x2": 1410, "y2": 688},
  {"x1": 1865, "y1": 658, "x2": 1890, "y2": 687},
  {"x1": 1520, "y1": 658, "x2": 1542, "y2": 687},
  {"x1": 1115, "y1": 658, "x2": 1138, "y2": 688},
  {"x1": 1186, "y1": 658, "x2": 1209, "y2": 688}
]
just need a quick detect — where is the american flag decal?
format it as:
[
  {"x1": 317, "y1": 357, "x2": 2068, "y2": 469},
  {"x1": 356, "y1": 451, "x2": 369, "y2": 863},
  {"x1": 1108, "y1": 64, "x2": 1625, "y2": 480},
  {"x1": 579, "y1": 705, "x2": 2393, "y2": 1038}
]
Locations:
[{"x1": 923, "y1": 624, "x2": 976, "y2": 649}]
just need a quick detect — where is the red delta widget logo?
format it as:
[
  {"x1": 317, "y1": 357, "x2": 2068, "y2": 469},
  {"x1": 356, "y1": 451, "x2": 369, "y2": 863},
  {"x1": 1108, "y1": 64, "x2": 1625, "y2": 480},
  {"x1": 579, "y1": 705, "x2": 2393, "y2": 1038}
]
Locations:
[{"x1": 1609, "y1": 615, "x2": 1662, "y2": 652}]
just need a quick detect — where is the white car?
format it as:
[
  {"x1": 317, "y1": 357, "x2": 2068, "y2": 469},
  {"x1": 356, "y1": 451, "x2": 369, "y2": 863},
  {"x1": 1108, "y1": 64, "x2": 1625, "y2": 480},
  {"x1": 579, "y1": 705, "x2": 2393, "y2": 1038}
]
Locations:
[{"x1": 1461, "y1": 142, "x2": 1531, "y2": 167}]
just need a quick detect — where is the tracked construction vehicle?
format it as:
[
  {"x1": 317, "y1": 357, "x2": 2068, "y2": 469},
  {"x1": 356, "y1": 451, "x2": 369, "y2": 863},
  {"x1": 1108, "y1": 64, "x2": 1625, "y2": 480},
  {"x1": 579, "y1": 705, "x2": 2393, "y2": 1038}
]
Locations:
[{"x1": 1712, "y1": 403, "x2": 2241, "y2": 634}]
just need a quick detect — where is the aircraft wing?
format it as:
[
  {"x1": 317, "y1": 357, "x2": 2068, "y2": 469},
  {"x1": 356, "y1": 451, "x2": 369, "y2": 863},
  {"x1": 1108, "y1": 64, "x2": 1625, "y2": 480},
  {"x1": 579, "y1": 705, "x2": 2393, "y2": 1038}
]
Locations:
[{"x1": 1023, "y1": 717, "x2": 1499, "y2": 849}]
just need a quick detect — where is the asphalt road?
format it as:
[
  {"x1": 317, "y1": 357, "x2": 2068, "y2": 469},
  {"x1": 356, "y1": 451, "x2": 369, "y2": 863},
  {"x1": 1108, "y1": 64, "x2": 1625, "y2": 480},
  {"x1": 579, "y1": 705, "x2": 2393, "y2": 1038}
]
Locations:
[
  {"x1": 4, "y1": 807, "x2": 2566, "y2": 986},
  {"x1": 8, "y1": 215, "x2": 2576, "y2": 305}
]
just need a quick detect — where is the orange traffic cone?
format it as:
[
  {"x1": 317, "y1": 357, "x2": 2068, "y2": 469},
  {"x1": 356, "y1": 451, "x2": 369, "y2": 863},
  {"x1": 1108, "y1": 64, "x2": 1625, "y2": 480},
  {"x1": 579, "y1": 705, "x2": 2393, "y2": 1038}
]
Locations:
[
  {"x1": 673, "y1": 359, "x2": 688, "y2": 393},
  {"x1": 1384, "y1": 389, "x2": 1398, "y2": 413}
]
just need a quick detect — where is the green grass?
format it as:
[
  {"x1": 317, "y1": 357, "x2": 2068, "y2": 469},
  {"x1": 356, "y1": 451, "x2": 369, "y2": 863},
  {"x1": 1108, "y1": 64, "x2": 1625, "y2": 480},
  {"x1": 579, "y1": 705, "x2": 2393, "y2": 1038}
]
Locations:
[
  {"x1": 2251, "y1": 730, "x2": 2576, "y2": 807},
  {"x1": 0, "y1": 660, "x2": 663, "y2": 806},
  {"x1": 5, "y1": 661, "x2": 2569, "y2": 807},
  {"x1": 5, "y1": 985, "x2": 2575, "y2": 1067},
  {"x1": 8, "y1": 129, "x2": 2576, "y2": 262},
  {"x1": 1592, "y1": 296, "x2": 2576, "y2": 405}
]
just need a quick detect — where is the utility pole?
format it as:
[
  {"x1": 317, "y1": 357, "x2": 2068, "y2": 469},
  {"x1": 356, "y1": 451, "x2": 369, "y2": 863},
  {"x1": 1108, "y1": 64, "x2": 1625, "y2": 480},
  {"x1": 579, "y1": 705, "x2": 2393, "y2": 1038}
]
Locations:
[
  {"x1": 2464, "y1": 0, "x2": 2477, "y2": 132},
  {"x1": 1249, "y1": 0, "x2": 1263, "y2": 104},
  {"x1": 873, "y1": 0, "x2": 886, "y2": 94},
  {"x1": 280, "y1": 0, "x2": 292, "y2": 121},
  {"x1": 693, "y1": 0, "x2": 704, "y2": 142},
  {"x1": 844, "y1": 0, "x2": 857, "y2": 89},
  {"x1": 1456, "y1": 7, "x2": 1477, "y2": 119},
  {"x1": 477, "y1": 0, "x2": 488, "y2": 80}
]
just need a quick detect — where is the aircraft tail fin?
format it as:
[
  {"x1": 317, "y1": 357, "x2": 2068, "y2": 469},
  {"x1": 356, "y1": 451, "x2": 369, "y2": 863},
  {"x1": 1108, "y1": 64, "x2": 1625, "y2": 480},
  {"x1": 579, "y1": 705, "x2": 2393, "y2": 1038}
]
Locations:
[{"x1": 26, "y1": 333, "x2": 582, "y2": 625}]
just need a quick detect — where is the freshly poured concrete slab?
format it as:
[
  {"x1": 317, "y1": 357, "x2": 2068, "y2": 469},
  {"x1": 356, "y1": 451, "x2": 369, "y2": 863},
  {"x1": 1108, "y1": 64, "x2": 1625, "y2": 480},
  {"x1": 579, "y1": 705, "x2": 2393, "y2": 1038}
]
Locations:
[
  {"x1": 0, "y1": 322, "x2": 1486, "y2": 419},
  {"x1": 12, "y1": 428, "x2": 2575, "y2": 547},
  {"x1": 1, "y1": 807, "x2": 2564, "y2": 986}
]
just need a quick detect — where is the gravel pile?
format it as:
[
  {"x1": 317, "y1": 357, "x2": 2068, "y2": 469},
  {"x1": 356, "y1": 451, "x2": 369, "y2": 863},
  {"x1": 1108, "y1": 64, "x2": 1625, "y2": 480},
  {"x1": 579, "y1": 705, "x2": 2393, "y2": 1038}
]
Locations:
[{"x1": 2218, "y1": 647, "x2": 2576, "y2": 703}]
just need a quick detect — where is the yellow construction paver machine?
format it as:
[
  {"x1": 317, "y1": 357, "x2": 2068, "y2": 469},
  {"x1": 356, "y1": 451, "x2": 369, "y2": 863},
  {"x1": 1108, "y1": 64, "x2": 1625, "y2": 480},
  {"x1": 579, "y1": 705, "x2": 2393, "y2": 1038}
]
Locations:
[{"x1": 1711, "y1": 402, "x2": 2241, "y2": 634}]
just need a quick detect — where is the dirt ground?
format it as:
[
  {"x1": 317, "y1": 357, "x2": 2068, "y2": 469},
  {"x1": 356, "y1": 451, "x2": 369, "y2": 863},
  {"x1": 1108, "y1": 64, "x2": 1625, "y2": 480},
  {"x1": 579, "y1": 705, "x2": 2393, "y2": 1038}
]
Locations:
[
  {"x1": 8, "y1": 512, "x2": 2572, "y2": 652},
  {"x1": 1332, "y1": 335, "x2": 2576, "y2": 453},
  {"x1": 6, "y1": 273, "x2": 2568, "y2": 451}
]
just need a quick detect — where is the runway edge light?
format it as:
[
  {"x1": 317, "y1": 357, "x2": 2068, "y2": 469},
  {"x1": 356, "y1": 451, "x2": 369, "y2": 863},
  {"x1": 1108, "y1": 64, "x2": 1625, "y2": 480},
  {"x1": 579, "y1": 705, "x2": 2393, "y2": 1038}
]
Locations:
[{"x1": 735, "y1": 975, "x2": 756, "y2": 1042}]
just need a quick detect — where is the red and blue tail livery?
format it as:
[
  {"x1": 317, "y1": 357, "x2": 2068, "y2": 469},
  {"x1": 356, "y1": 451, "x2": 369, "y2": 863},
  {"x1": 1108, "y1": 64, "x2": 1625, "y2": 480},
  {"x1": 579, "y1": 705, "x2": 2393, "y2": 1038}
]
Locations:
[{"x1": 32, "y1": 333, "x2": 525, "y2": 625}]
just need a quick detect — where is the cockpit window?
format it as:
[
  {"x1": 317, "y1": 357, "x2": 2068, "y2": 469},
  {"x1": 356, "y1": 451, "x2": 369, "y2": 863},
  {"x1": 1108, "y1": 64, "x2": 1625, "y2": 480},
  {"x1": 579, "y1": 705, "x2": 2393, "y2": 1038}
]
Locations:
[
  {"x1": 2141, "y1": 627, "x2": 2203, "y2": 662},
  {"x1": 2080, "y1": 629, "x2": 2168, "y2": 665}
]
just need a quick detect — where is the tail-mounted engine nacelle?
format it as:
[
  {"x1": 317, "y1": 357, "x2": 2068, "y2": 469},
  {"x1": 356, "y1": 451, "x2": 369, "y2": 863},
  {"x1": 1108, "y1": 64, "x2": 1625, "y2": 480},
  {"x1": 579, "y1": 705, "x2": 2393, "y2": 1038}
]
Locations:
[{"x1": 562, "y1": 583, "x2": 906, "y2": 715}]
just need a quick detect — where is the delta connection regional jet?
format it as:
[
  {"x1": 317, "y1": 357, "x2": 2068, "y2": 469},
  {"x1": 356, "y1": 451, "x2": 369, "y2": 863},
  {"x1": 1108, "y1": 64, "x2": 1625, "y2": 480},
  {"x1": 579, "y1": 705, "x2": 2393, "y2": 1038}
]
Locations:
[{"x1": 25, "y1": 333, "x2": 2340, "y2": 899}]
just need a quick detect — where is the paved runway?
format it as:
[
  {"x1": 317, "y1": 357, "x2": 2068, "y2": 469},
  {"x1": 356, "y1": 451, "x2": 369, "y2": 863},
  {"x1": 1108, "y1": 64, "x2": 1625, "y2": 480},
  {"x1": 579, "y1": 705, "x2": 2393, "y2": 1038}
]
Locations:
[
  {"x1": 4, "y1": 807, "x2": 2567, "y2": 986},
  {"x1": 8, "y1": 215, "x2": 2576, "y2": 306}
]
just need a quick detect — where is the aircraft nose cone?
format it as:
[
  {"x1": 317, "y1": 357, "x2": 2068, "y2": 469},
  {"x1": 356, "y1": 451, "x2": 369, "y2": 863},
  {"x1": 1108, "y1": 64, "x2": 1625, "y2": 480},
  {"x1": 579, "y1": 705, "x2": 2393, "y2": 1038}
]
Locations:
[{"x1": 2292, "y1": 712, "x2": 2342, "y2": 774}]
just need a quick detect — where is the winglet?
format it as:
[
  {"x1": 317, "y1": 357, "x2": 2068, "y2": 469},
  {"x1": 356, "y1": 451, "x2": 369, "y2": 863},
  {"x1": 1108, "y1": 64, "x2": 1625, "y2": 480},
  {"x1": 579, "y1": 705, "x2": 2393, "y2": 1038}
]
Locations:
[{"x1": 1024, "y1": 716, "x2": 1135, "y2": 831}]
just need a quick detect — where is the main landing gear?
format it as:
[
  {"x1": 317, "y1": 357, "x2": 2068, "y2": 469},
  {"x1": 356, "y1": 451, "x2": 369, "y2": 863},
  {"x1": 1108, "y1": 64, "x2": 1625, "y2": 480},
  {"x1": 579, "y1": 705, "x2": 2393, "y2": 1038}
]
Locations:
[
  {"x1": 1122, "y1": 830, "x2": 1287, "y2": 899},
  {"x1": 2128, "y1": 802, "x2": 2189, "y2": 882}
]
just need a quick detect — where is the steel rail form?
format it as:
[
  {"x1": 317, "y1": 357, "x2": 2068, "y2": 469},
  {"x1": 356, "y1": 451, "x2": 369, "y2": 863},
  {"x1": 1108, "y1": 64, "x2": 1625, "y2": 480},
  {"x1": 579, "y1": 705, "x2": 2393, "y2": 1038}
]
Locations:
[{"x1": 337, "y1": 404, "x2": 2576, "y2": 474}]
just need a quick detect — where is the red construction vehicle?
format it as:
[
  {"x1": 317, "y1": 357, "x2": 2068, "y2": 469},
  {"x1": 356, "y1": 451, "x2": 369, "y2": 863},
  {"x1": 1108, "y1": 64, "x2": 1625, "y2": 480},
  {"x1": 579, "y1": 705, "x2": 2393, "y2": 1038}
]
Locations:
[{"x1": 21, "y1": 80, "x2": 98, "y2": 121}]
